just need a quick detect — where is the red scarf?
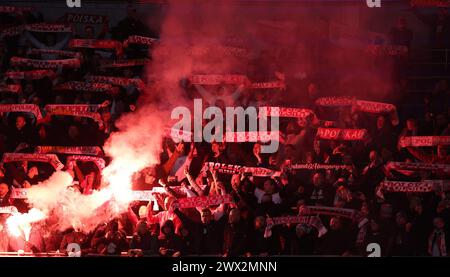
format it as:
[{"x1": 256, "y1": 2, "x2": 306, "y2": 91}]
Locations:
[
  {"x1": 0, "y1": 104, "x2": 42, "y2": 119},
  {"x1": 69, "y1": 39, "x2": 123, "y2": 55},
  {"x1": 173, "y1": 194, "x2": 234, "y2": 209},
  {"x1": 100, "y1": 59, "x2": 149, "y2": 68},
  {"x1": 25, "y1": 23, "x2": 73, "y2": 33},
  {"x1": 66, "y1": 155, "x2": 105, "y2": 170},
  {"x1": 1, "y1": 153, "x2": 63, "y2": 170},
  {"x1": 366, "y1": 45, "x2": 408, "y2": 56},
  {"x1": 86, "y1": 75, "x2": 145, "y2": 91},
  {"x1": 399, "y1": 136, "x2": 450, "y2": 147},
  {"x1": 4, "y1": 70, "x2": 56, "y2": 80},
  {"x1": 36, "y1": 146, "x2": 102, "y2": 156},
  {"x1": 54, "y1": 81, "x2": 119, "y2": 94},
  {"x1": 123, "y1": 35, "x2": 157, "y2": 47},
  {"x1": 10, "y1": 56, "x2": 81, "y2": 69},
  {"x1": 0, "y1": 84, "x2": 22, "y2": 93},
  {"x1": 44, "y1": 104, "x2": 103, "y2": 127},
  {"x1": 316, "y1": 128, "x2": 368, "y2": 141}
]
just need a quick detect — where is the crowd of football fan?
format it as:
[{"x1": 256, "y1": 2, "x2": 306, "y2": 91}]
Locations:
[{"x1": 0, "y1": 4, "x2": 448, "y2": 256}]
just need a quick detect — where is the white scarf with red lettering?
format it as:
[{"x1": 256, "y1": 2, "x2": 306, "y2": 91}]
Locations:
[
  {"x1": 86, "y1": 75, "x2": 145, "y2": 91},
  {"x1": 123, "y1": 35, "x2": 157, "y2": 47},
  {"x1": 36, "y1": 146, "x2": 102, "y2": 156},
  {"x1": 265, "y1": 215, "x2": 328, "y2": 237},
  {"x1": 10, "y1": 56, "x2": 81, "y2": 69},
  {"x1": 173, "y1": 194, "x2": 234, "y2": 209},
  {"x1": 44, "y1": 104, "x2": 103, "y2": 127},
  {"x1": 0, "y1": 206, "x2": 18, "y2": 214},
  {"x1": 0, "y1": 25, "x2": 24, "y2": 38},
  {"x1": 27, "y1": 48, "x2": 81, "y2": 58},
  {"x1": 316, "y1": 128, "x2": 368, "y2": 141},
  {"x1": 0, "y1": 104, "x2": 42, "y2": 119},
  {"x1": 366, "y1": 44, "x2": 408, "y2": 56},
  {"x1": 290, "y1": 163, "x2": 352, "y2": 171},
  {"x1": 1, "y1": 153, "x2": 63, "y2": 170},
  {"x1": 399, "y1": 136, "x2": 450, "y2": 147},
  {"x1": 0, "y1": 84, "x2": 22, "y2": 93},
  {"x1": 100, "y1": 59, "x2": 149, "y2": 68},
  {"x1": 376, "y1": 180, "x2": 449, "y2": 199},
  {"x1": 25, "y1": 23, "x2": 73, "y2": 33},
  {"x1": 299, "y1": 205, "x2": 362, "y2": 220},
  {"x1": 386, "y1": 162, "x2": 450, "y2": 174},
  {"x1": 69, "y1": 39, "x2": 123, "y2": 55},
  {"x1": 315, "y1": 97, "x2": 399, "y2": 125},
  {"x1": 0, "y1": 6, "x2": 32, "y2": 13},
  {"x1": 66, "y1": 155, "x2": 105, "y2": 170},
  {"x1": 202, "y1": 162, "x2": 281, "y2": 177},
  {"x1": 4, "y1": 70, "x2": 56, "y2": 80},
  {"x1": 54, "y1": 81, "x2": 119, "y2": 94}
]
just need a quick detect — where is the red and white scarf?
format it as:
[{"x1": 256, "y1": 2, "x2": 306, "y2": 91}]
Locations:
[
  {"x1": 66, "y1": 155, "x2": 105, "y2": 170},
  {"x1": 190, "y1": 74, "x2": 285, "y2": 89},
  {"x1": 4, "y1": 70, "x2": 56, "y2": 80},
  {"x1": 54, "y1": 81, "x2": 119, "y2": 94},
  {"x1": 86, "y1": 75, "x2": 145, "y2": 91},
  {"x1": 0, "y1": 84, "x2": 22, "y2": 93},
  {"x1": 377, "y1": 180, "x2": 448, "y2": 194},
  {"x1": 259, "y1": 106, "x2": 315, "y2": 119},
  {"x1": 386, "y1": 162, "x2": 450, "y2": 174},
  {"x1": 0, "y1": 6, "x2": 32, "y2": 14},
  {"x1": 1, "y1": 153, "x2": 63, "y2": 170},
  {"x1": 189, "y1": 74, "x2": 249, "y2": 86},
  {"x1": 0, "y1": 206, "x2": 18, "y2": 214},
  {"x1": 65, "y1": 13, "x2": 107, "y2": 25},
  {"x1": 173, "y1": 194, "x2": 234, "y2": 209},
  {"x1": 10, "y1": 56, "x2": 81, "y2": 69},
  {"x1": 300, "y1": 205, "x2": 362, "y2": 220},
  {"x1": 366, "y1": 44, "x2": 408, "y2": 56},
  {"x1": 44, "y1": 104, "x2": 103, "y2": 127},
  {"x1": 316, "y1": 127, "x2": 368, "y2": 141},
  {"x1": 100, "y1": 59, "x2": 149, "y2": 68},
  {"x1": 249, "y1": 79, "x2": 285, "y2": 90},
  {"x1": 265, "y1": 215, "x2": 328, "y2": 237},
  {"x1": 0, "y1": 104, "x2": 42, "y2": 119},
  {"x1": 25, "y1": 23, "x2": 73, "y2": 33},
  {"x1": 69, "y1": 39, "x2": 123, "y2": 55},
  {"x1": 0, "y1": 25, "x2": 24, "y2": 38},
  {"x1": 202, "y1": 162, "x2": 281, "y2": 177},
  {"x1": 399, "y1": 136, "x2": 450, "y2": 147},
  {"x1": 290, "y1": 163, "x2": 352, "y2": 171},
  {"x1": 315, "y1": 97, "x2": 399, "y2": 125},
  {"x1": 27, "y1": 48, "x2": 81, "y2": 59},
  {"x1": 36, "y1": 146, "x2": 102, "y2": 156},
  {"x1": 315, "y1": 96, "x2": 354, "y2": 107},
  {"x1": 411, "y1": 0, "x2": 450, "y2": 7},
  {"x1": 224, "y1": 131, "x2": 280, "y2": 142},
  {"x1": 123, "y1": 35, "x2": 157, "y2": 47}
]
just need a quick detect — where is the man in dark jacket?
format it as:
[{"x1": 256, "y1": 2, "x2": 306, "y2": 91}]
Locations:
[
  {"x1": 173, "y1": 207, "x2": 225, "y2": 255},
  {"x1": 222, "y1": 208, "x2": 249, "y2": 257},
  {"x1": 7, "y1": 115, "x2": 38, "y2": 152}
]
